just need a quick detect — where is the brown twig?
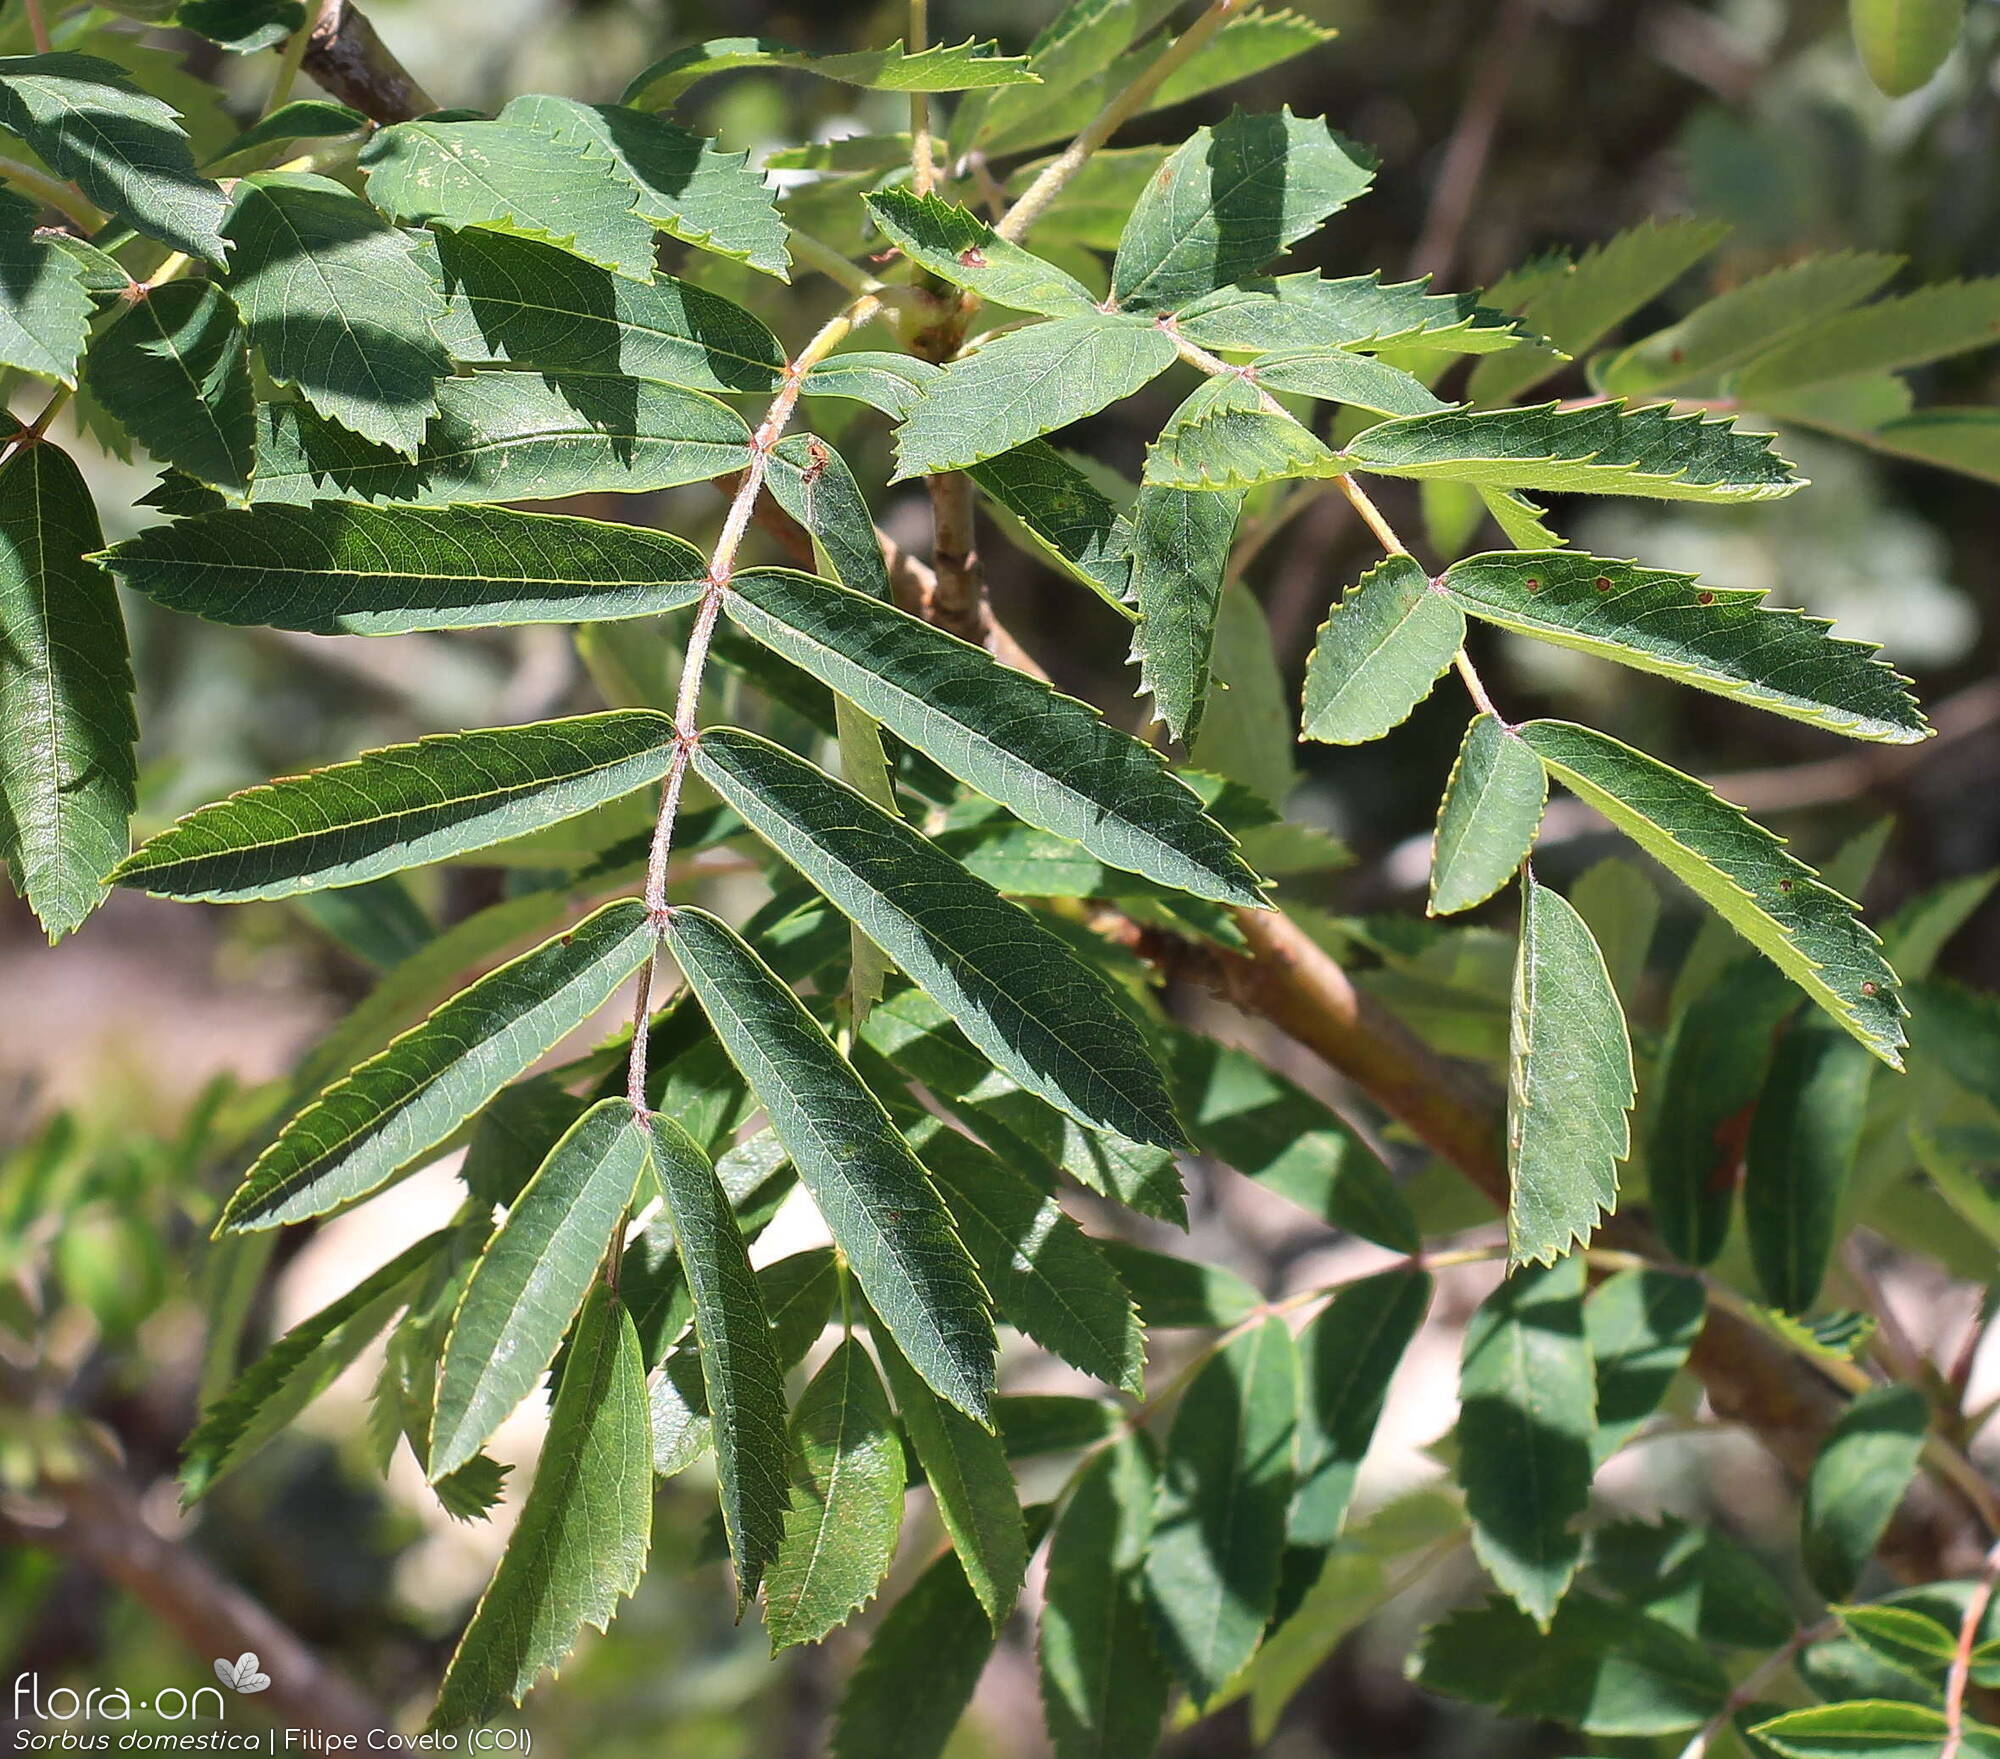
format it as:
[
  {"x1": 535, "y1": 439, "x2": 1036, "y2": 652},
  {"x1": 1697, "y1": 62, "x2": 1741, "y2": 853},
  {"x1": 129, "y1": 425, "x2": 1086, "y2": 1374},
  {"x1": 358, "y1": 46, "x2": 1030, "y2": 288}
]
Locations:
[
  {"x1": 303, "y1": 1, "x2": 435, "y2": 124},
  {"x1": 1944, "y1": 1540, "x2": 2000, "y2": 1759}
]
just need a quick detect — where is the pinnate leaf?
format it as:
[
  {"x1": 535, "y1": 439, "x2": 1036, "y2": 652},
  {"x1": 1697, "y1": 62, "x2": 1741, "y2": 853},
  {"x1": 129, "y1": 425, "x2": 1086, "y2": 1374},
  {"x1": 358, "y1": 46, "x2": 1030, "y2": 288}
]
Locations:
[
  {"x1": 966, "y1": 440, "x2": 1133, "y2": 603},
  {"x1": 1745, "y1": 1028, "x2": 1874, "y2": 1313},
  {"x1": 1440, "y1": 550, "x2": 1926, "y2": 744},
  {"x1": 866, "y1": 189, "x2": 1097, "y2": 316},
  {"x1": 0, "y1": 189, "x2": 92, "y2": 383},
  {"x1": 1430, "y1": 715, "x2": 1547, "y2": 914},
  {"x1": 434, "y1": 229, "x2": 783, "y2": 394},
  {"x1": 1144, "y1": 373, "x2": 1336, "y2": 490},
  {"x1": 623, "y1": 35, "x2": 1036, "y2": 109},
  {"x1": 0, "y1": 441, "x2": 135, "y2": 941},
  {"x1": 431, "y1": 1099, "x2": 647, "y2": 1478},
  {"x1": 1517, "y1": 719, "x2": 1906, "y2": 1064},
  {"x1": 1251, "y1": 347, "x2": 1449, "y2": 416},
  {"x1": 723, "y1": 567, "x2": 1257, "y2": 906},
  {"x1": 431, "y1": 1283, "x2": 652, "y2": 1729},
  {"x1": 645, "y1": 1113, "x2": 788, "y2": 1606},
  {"x1": 1755, "y1": 1699, "x2": 2000, "y2": 1759},
  {"x1": 1586, "y1": 1268, "x2": 1705, "y2": 1464},
  {"x1": 1507, "y1": 875, "x2": 1634, "y2": 1266},
  {"x1": 1143, "y1": 1315, "x2": 1298, "y2": 1705},
  {"x1": 1125, "y1": 482, "x2": 1242, "y2": 743},
  {"x1": 1111, "y1": 108, "x2": 1373, "y2": 312},
  {"x1": 664, "y1": 907, "x2": 994, "y2": 1420},
  {"x1": 1174, "y1": 270, "x2": 1522, "y2": 356},
  {"x1": 1736, "y1": 277, "x2": 2000, "y2": 396},
  {"x1": 692, "y1": 726, "x2": 1184, "y2": 1150},
  {"x1": 892, "y1": 314, "x2": 1176, "y2": 478},
  {"x1": 113, "y1": 711, "x2": 679, "y2": 902},
  {"x1": 1458, "y1": 1254, "x2": 1595, "y2": 1626},
  {"x1": 83, "y1": 281, "x2": 254, "y2": 494},
  {"x1": 1345, "y1": 401, "x2": 1803, "y2": 502},
  {"x1": 224, "y1": 171, "x2": 450, "y2": 456},
  {"x1": 0, "y1": 53, "x2": 230, "y2": 261},
  {"x1": 1803, "y1": 1385, "x2": 1932, "y2": 1601},
  {"x1": 103, "y1": 503, "x2": 708, "y2": 635},
  {"x1": 765, "y1": 1338, "x2": 905, "y2": 1650},
  {"x1": 1300, "y1": 554, "x2": 1465, "y2": 745}
]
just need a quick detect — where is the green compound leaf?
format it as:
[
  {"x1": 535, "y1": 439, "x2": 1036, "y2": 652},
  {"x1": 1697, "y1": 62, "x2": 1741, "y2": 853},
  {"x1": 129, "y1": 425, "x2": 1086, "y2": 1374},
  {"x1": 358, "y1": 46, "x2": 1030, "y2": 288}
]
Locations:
[
  {"x1": 693, "y1": 727, "x2": 1183, "y2": 1150},
  {"x1": 876, "y1": 1326, "x2": 1026, "y2": 1629},
  {"x1": 1040, "y1": 1435, "x2": 1173, "y2": 1759},
  {"x1": 1736, "y1": 277, "x2": 2000, "y2": 396},
  {"x1": 644, "y1": 1113, "x2": 788, "y2": 1607},
  {"x1": 865, "y1": 189, "x2": 1098, "y2": 316},
  {"x1": 1174, "y1": 271, "x2": 1523, "y2": 355},
  {"x1": 1745, "y1": 1028, "x2": 1874, "y2": 1314},
  {"x1": 1802, "y1": 1384, "x2": 1929, "y2": 1602},
  {"x1": 1250, "y1": 347, "x2": 1450, "y2": 417},
  {"x1": 242, "y1": 372, "x2": 751, "y2": 506},
  {"x1": 103, "y1": 503, "x2": 708, "y2": 635},
  {"x1": 1291, "y1": 1269, "x2": 1431, "y2": 1546},
  {"x1": 1344, "y1": 401, "x2": 1804, "y2": 503},
  {"x1": 0, "y1": 188, "x2": 92, "y2": 383},
  {"x1": 430, "y1": 1283, "x2": 652, "y2": 1730},
  {"x1": 624, "y1": 35, "x2": 1036, "y2": 110},
  {"x1": 1143, "y1": 1314, "x2": 1298, "y2": 1706},
  {"x1": 180, "y1": 1228, "x2": 447, "y2": 1502},
  {"x1": 1516, "y1": 719, "x2": 1906, "y2": 1066},
  {"x1": 502, "y1": 96, "x2": 788, "y2": 280},
  {"x1": 723, "y1": 567, "x2": 1258, "y2": 906},
  {"x1": 1754, "y1": 1700, "x2": 2000, "y2": 1759},
  {"x1": 82, "y1": 281, "x2": 254, "y2": 494},
  {"x1": 891, "y1": 313, "x2": 1176, "y2": 478},
  {"x1": 1125, "y1": 482, "x2": 1243, "y2": 743},
  {"x1": 223, "y1": 171, "x2": 450, "y2": 457},
  {"x1": 112, "y1": 710, "x2": 678, "y2": 902},
  {"x1": 664, "y1": 907, "x2": 994, "y2": 1420},
  {"x1": 434, "y1": 227, "x2": 783, "y2": 394},
  {"x1": 1852, "y1": 0, "x2": 1966, "y2": 95},
  {"x1": 1300, "y1": 554, "x2": 1465, "y2": 745},
  {"x1": 1111, "y1": 107, "x2": 1374, "y2": 313},
  {"x1": 0, "y1": 440, "x2": 136, "y2": 941},
  {"x1": 1467, "y1": 217, "x2": 1729, "y2": 407},
  {"x1": 764, "y1": 1338, "x2": 906, "y2": 1651},
  {"x1": 360, "y1": 114, "x2": 656, "y2": 281},
  {"x1": 1458, "y1": 1254, "x2": 1595, "y2": 1627},
  {"x1": 1507, "y1": 875, "x2": 1635, "y2": 1267},
  {"x1": 1143, "y1": 373, "x2": 1336, "y2": 490},
  {"x1": 1439, "y1": 550, "x2": 1926, "y2": 744},
  {"x1": 965, "y1": 440, "x2": 1133, "y2": 604},
  {"x1": 216, "y1": 901, "x2": 650, "y2": 1232},
  {"x1": 1596, "y1": 253, "x2": 1902, "y2": 397},
  {"x1": 1429, "y1": 715, "x2": 1547, "y2": 915},
  {"x1": 432, "y1": 1098, "x2": 647, "y2": 1479},
  {"x1": 0, "y1": 53, "x2": 230, "y2": 262}
]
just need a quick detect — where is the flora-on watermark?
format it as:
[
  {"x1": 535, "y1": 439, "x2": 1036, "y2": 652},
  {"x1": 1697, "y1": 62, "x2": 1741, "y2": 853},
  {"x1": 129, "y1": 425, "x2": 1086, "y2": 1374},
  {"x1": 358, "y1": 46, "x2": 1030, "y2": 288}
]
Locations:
[{"x1": 209, "y1": 1661, "x2": 267, "y2": 1698}]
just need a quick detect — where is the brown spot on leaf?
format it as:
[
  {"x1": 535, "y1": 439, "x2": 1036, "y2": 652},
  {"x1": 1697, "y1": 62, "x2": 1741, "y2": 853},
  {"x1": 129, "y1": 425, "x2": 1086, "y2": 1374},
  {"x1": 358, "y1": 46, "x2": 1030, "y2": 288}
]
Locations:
[{"x1": 958, "y1": 246, "x2": 987, "y2": 269}]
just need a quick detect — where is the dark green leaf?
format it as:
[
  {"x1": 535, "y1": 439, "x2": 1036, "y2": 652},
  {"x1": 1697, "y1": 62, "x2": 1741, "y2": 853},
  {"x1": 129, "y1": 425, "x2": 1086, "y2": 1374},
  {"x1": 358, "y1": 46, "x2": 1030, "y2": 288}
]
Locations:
[
  {"x1": 0, "y1": 54, "x2": 229, "y2": 262},
  {"x1": 1143, "y1": 373, "x2": 1335, "y2": 490},
  {"x1": 1507, "y1": 875, "x2": 1634, "y2": 1266},
  {"x1": 1746, "y1": 1028, "x2": 1874, "y2": 1313},
  {"x1": 1585, "y1": 1270, "x2": 1705, "y2": 1463},
  {"x1": 1143, "y1": 1315, "x2": 1298, "y2": 1705},
  {"x1": 766, "y1": 436, "x2": 891, "y2": 601},
  {"x1": 220, "y1": 902, "x2": 651, "y2": 1230},
  {"x1": 1291, "y1": 1269, "x2": 1430, "y2": 1545},
  {"x1": 0, "y1": 440, "x2": 135, "y2": 940},
  {"x1": 1441, "y1": 551, "x2": 1926, "y2": 744},
  {"x1": 866, "y1": 189, "x2": 1098, "y2": 316},
  {"x1": 1458, "y1": 1255, "x2": 1595, "y2": 1626},
  {"x1": 800, "y1": 349, "x2": 938, "y2": 420},
  {"x1": 103, "y1": 502, "x2": 707, "y2": 635},
  {"x1": 1097, "y1": 1240, "x2": 1259, "y2": 1331},
  {"x1": 1042, "y1": 1435, "x2": 1172, "y2": 1759},
  {"x1": 1111, "y1": 108, "x2": 1373, "y2": 312},
  {"x1": 765, "y1": 1338, "x2": 905, "y2": 1649},
  {"x1": 1125, "y1": 482, "x2": 1243, "y2": 743},
  {"x1": 82, "y1": 281, "x2": 253, "y2": 493},
  {"x1": 664, "y1": 907, "x2": 994, "y2": 1419},
  {"x1": 964, "y1": 440, "x2": 1133, "y2": 604},
  {"x1": 1803, "y1": 1385, "x2": 1929, "y2": 1602},
  {"x1": 432, "y1": 1098, "x2": 646, "y2": 1477},
  {"x1": 174, "y1": 0, "x2": 303, "y2": 52},
  {"x1": 0, "y1": 188, "x2": 92, "y2": 383},
  {"x1": 691, "y1": 726, "x2": 1184, "y2": 1149},
  {"x1": 644, "y1": 1113, "x2": 788, "y2": 1606},
  {"x1": 430, "y1": 1284, "x2": 652, "y2": 1728},
  {"x1": 624, "y1": 35, "x2": 1036, "y2": 109},
  {"x1": 1518, "y1": 720, "x2": 1906, "y2": 1065},
  {"x1": 205, "y1": 99, "x2": 367, "y2": 169},
  {"x1": 224, "y1": 171, "x2": 450, "y2": 456},
  {"x1": 724, "y1": 568, "x2": 1256, "y2": 906},
  {"x1": 1590, "y1": 1516, "x2": 1794, "y2": 1650},
  {"x1": 1430, "y1": 715, "x2": 1546, "y2": 914},
  {"x1": 1301, "y1": 554, "x2": 1465, "y2": 745},
  {"x1": 114, "y1": 711, "x2": 677, "y2": 902}
]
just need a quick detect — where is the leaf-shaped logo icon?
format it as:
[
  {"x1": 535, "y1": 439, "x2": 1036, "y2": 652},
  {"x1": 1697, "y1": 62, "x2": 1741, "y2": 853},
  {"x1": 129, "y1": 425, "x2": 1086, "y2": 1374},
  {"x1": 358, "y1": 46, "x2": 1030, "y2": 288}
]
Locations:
[{"x1": 213, "y1": 1652, "x2": 271, "y2": 1694}]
